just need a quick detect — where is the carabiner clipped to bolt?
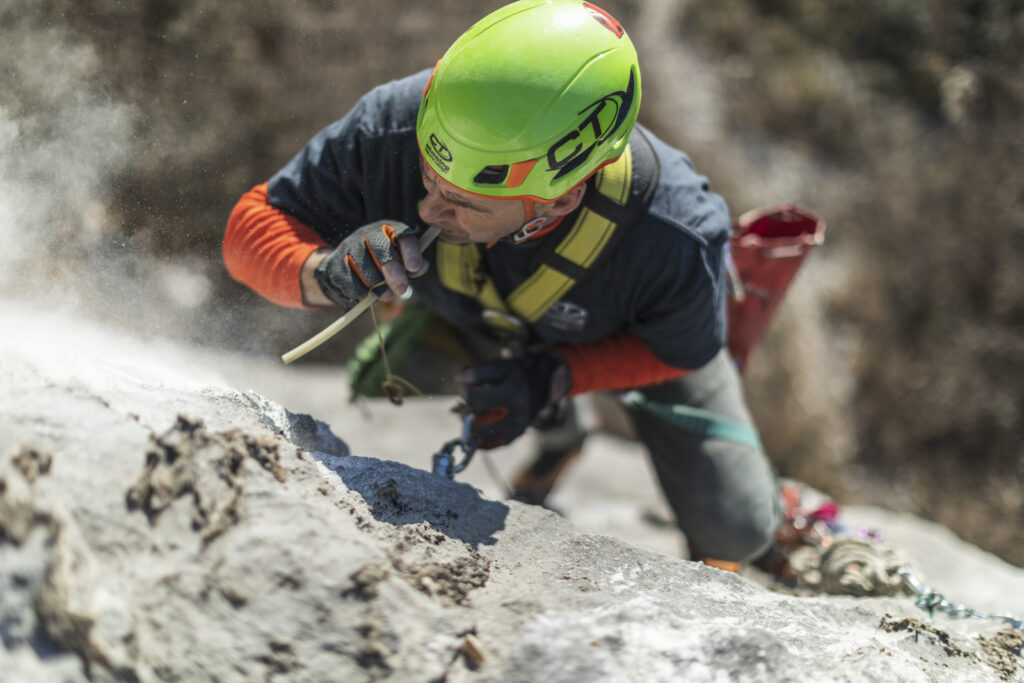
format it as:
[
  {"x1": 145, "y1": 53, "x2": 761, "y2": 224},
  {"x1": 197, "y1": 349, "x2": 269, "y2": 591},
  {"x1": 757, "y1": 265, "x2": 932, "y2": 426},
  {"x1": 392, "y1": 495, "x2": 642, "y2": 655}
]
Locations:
[{"x1": 432, "y1": 412, "x2": 477, "y2": 480}]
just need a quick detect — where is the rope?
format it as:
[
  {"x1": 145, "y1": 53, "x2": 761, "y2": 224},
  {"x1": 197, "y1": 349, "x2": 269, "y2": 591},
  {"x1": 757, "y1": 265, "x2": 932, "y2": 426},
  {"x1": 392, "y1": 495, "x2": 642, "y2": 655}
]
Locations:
[
  {"x1": 368, "y1": 301, "x2": 423, "y2": 406},
  {"x1": 281, "y1": 226, "x2": 441, "y2": 364},
  {"x1": 620, "y1": 391, "x2": 764, "y2": 452},
  {"x1": 774, "y1": 484, "x2": 1024, "y2": 631},
  {"x1": 788, "y1": 538, "x2": 910, "y2": 597}
]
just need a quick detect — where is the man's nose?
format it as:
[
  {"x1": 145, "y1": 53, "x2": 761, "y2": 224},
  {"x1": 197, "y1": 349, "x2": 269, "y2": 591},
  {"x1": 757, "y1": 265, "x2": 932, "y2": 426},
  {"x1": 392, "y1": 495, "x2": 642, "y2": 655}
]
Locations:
[{"x1": 419, "y1": 191, "x2": 452, "y2": 224}]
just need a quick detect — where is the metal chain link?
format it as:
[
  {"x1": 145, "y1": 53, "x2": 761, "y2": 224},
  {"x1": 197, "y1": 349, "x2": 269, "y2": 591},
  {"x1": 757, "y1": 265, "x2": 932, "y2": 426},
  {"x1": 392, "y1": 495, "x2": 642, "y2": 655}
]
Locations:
[
  {"x1": 898, "y1": 567, "x2": 1024, "y2": 631},
  {"x1": 432, "y1": 413, "x2": 477, "y2": 480}
]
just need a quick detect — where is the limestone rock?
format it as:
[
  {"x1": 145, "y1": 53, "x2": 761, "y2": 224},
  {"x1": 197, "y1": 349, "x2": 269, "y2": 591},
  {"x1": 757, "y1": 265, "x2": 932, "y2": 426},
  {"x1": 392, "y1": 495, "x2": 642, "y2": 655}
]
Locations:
[{"x1": 1, "y1": 309, "x2": 1021, "y2": 682}]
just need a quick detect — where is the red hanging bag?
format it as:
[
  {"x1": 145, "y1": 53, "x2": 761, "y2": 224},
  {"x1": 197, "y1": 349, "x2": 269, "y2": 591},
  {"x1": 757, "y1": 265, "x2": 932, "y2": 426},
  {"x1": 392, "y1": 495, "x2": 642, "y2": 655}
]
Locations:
[{"x1": 726, "y1": 204, "x2": 826, "y2": 371}]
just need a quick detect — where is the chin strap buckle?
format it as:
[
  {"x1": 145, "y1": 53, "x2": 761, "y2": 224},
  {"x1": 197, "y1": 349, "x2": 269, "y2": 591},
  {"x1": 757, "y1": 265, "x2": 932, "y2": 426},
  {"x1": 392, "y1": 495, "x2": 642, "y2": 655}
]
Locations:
[{"x1": 509, "y1": 217, "x2": 548, "y2": 244}]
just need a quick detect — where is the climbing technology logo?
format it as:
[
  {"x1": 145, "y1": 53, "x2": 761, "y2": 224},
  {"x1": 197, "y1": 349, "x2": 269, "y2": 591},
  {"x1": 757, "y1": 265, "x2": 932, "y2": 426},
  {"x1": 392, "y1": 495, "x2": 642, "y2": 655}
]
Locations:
[
  {"x1": 546, "y1": 70, "x2": 636, "y2": 181},
  {"x1": 427, "y1": 133, "x2": 453, "y2": 174},
  {"x1": 540, "y1": 301, "x2": 589, "y2": 333},
  {"x1": 583, "y1": 2, "x2": 625, "y2": 38}
]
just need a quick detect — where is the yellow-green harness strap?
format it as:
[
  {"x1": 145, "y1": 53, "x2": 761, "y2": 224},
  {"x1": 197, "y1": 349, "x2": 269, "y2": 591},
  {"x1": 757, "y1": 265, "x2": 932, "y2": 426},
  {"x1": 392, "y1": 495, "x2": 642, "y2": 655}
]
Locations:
[
  {"x1": 436, "y1": 129, "x2": 658, "y2": 334},
  {"x1": 435, "y1": 241, "x2": 521, "y2": 332}
]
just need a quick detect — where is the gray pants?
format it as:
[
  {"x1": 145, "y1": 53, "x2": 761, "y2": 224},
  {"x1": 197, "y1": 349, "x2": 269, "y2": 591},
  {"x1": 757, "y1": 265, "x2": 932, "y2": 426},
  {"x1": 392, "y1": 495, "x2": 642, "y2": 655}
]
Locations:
[{"x1": 540, "y1": 349, "x2": 779, "y2": 563}]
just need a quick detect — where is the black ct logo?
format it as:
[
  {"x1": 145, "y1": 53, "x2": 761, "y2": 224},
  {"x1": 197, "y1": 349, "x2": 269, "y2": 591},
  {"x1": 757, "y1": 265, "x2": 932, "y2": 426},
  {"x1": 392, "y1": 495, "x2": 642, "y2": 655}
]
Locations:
[
  {"x1": 429, "y1": 134, "x2": 453, "y2": 162},
  {"x1": 547, "y1": 71, "x2": 636, "y2": 180}
]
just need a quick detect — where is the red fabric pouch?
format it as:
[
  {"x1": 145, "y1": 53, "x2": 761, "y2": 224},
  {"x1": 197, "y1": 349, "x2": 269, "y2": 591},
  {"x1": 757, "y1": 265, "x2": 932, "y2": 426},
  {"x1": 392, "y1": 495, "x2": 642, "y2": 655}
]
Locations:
[{"x1": 726, "y1": 204, "x2": 826, "y2": 370}]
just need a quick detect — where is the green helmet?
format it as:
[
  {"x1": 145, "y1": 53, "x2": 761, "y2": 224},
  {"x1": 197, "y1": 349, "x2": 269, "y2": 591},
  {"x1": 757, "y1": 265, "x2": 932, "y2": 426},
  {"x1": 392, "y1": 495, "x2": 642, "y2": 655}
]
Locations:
[{"x1": 416, "y1": 0, "x2": 641, "y2": 202}]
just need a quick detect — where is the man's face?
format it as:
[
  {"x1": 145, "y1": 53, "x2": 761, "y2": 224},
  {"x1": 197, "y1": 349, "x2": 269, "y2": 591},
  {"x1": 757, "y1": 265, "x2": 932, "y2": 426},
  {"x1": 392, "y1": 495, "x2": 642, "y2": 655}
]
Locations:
[{"x1": 418, "y1": 157, "x2": 531, "y2": 244}]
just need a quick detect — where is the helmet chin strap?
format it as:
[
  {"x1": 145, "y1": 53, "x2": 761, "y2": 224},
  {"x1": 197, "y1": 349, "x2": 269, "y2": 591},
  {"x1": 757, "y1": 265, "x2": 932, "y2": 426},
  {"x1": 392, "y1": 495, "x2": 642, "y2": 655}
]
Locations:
[
  {"x1": 508, "y1": 198, "x2": 547, "y2": 244},
  {"x1": 491, "y1": 197, "x2": 569, "y2": 246}
]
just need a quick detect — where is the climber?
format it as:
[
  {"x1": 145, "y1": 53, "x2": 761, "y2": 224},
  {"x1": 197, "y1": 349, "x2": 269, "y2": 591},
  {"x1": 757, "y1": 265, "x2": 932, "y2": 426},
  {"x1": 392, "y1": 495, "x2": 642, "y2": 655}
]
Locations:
[{"x1": 223, "y1": 0, "x2": 779, "y2": 565}]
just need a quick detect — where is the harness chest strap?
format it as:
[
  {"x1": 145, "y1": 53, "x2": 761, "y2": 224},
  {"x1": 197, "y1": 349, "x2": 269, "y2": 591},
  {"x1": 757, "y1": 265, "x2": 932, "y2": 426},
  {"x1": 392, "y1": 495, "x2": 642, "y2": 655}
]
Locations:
[{"x1": 436, "y1": 130, "x2": 658, "y2": 334}]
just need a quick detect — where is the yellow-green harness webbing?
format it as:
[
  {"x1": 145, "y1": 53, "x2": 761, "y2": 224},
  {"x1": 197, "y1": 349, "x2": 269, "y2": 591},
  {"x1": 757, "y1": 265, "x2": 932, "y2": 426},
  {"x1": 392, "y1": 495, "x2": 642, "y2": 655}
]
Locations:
[{"x1": 436, "y1": 130, "x2": 657, "y2": 335}]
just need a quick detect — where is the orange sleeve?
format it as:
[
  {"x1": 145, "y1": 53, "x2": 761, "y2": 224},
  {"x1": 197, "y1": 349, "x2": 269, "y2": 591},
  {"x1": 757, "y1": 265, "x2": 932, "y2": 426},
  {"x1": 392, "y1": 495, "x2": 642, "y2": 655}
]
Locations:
[
  {"x1": 223, "y1": 182, "x2": 329, "y2": 308},
  {"x1": 556, "y1": 332, "x2": 690, "y2": 396}
]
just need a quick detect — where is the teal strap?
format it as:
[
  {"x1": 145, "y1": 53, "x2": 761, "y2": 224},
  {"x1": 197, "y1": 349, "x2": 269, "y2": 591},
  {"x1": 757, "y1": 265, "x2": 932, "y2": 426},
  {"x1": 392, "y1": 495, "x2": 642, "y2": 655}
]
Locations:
[{"x1": 622, "y1": 391, "x2": 764, "y2": 452}]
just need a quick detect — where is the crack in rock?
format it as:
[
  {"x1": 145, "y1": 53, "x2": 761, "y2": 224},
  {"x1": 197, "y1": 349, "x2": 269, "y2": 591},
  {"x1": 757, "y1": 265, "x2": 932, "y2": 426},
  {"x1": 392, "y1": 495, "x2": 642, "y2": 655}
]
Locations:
[{"x1": 125, "y1": 415, "x2": 287, "y2": 544}]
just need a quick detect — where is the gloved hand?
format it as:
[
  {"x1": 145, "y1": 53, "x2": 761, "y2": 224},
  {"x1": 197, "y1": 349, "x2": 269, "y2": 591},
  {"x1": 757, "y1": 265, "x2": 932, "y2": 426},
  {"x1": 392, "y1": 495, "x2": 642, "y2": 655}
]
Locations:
[
  {"x1": 314, "y1": 220, "x2": 422, "y2": 309},
  {"x1": 460, "y1": 353, "x2": 568, "y2": 449}
]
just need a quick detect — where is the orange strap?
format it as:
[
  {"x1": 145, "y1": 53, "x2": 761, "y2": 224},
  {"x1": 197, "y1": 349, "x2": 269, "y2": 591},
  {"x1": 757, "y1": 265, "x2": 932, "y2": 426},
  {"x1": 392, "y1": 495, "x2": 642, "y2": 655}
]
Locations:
[
  {"x1": 223, "y1": 183, "x2": 328, "y2": 308},
  {"x1": 556, "y1": 332, "x2": 689, "y2": 396}
]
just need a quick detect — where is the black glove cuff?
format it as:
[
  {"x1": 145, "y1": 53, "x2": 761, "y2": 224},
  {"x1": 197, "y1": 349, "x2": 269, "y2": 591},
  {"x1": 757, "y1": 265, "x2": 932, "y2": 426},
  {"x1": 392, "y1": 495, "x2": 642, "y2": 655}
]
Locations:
[{"x1": 313, "y1": 256, "x2": 357, "y2": 308}]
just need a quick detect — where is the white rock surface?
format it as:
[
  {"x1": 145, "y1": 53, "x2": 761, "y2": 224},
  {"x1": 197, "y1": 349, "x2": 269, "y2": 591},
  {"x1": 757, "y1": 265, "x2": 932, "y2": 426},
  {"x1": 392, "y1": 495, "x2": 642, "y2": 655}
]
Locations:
[{"x1": 2, "y1": 303, "x2": 1022, "y2": 682}]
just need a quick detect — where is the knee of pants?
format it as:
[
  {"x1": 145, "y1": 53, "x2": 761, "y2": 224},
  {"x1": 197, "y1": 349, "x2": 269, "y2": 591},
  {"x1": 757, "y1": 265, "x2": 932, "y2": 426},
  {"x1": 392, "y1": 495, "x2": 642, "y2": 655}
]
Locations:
[{"x1": 684, "y1": 490, "x2": 779, "y2": 563}]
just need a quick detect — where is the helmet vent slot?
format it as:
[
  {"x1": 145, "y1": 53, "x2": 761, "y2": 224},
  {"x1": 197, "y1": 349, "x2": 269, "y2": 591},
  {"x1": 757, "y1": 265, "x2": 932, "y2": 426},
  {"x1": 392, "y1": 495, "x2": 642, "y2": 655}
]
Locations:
[{"x1": 473, "y1": 165, "x2": 509, "y2": 185}]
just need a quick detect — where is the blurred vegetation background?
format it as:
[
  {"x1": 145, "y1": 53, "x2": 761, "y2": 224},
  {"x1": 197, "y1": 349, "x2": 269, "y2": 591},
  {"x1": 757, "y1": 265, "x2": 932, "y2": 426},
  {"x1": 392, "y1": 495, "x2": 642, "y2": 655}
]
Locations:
[{"x1": 1, "y1": 0, "x2": 1021, "y2": 564}]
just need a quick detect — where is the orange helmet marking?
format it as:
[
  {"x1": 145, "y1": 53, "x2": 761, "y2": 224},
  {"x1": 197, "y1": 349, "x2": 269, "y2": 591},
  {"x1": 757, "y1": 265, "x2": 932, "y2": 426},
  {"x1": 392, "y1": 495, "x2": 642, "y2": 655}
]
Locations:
[
  {"x1": 507, "y1": 159, "x2": 538, "y2": 188},
  {"x1": 583, "y1": 3, "x2": 625, "y2": 38}
]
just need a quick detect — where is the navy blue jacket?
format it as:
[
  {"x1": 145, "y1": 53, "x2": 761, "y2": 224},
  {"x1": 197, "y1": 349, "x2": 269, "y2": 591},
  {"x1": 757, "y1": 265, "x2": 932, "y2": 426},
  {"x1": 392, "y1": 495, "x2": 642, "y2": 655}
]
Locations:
[{"x1": 268, "y1": 70, "x2": 731, "y2": 370}]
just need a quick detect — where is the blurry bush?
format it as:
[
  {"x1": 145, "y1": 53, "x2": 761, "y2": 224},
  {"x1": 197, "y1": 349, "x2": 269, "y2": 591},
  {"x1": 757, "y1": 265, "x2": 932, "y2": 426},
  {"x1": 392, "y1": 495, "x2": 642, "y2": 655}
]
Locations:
[{"x1": 679, "y1": 0, "x2": 1024, "y2": 564}]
